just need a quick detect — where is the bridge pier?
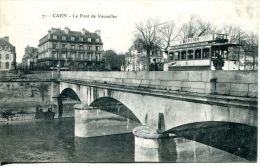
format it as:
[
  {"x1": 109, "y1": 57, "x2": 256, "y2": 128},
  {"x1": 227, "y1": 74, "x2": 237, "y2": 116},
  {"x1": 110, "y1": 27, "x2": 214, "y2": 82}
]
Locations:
[
  {"x1": 74, "y1": 104, "x2": 96, "y2": 137},
  {"x1": 133, "y1": 126, "x2": 177, "y2": 162}
]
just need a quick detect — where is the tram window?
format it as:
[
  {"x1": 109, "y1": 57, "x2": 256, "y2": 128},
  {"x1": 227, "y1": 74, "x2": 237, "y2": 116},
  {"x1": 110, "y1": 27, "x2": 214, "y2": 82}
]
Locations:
[
  {"x1": 169, "y1": 53, "x2": 174, "y2": 60},
  {"x1": 188, "y1": 50, "x2": 194, "y2": 60},
  {"x1": 223, "y1": 50, "x2": 228, "y2": 59},
  {"x1": 181, "y1": 52, "x2": 186, "y2": 60},
  {"x1": 202, "y1": 49, "x2": 209, "y2": 59},
  {"x1": 195, "y1": 50, "x2": 201, "y2": 59},
  {"x1": 174, "y1": 52, "x2": 180, "y2": 60}
]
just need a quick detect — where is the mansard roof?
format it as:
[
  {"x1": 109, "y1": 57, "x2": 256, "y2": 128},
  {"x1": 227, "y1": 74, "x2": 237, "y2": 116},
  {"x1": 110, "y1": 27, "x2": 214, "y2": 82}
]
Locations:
[{"x1": 0, "y1": 37, "x2": 16, "y2": 52}]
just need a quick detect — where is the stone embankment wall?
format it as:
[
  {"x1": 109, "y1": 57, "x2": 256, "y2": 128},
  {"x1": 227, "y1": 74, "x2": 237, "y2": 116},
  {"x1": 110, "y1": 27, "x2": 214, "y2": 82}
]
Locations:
[
  {"x1": 0, "y1": 72, "x2": 56, "y2": 121},
  {"x1": 60, "y1": 71, "x2": 257, "y2": 98}
]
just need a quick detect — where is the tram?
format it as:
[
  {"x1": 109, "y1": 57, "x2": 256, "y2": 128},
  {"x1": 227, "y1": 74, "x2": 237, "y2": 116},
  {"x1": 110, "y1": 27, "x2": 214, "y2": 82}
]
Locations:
[{"x1": 164, "y1": 34, "x2": 242, "y2": 71}]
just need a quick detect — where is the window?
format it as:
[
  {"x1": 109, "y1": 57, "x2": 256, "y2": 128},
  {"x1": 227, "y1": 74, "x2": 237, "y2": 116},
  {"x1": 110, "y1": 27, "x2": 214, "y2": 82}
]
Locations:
[
  {"x1": 173, "y1": 52, "x2": 180, "y2": 60},
  {"x1": 202, "y1": 49, "x2": 209, "y2": 59},
  {"x1": 188, "y1": 50, "x2": 194, "y2": 60},
  {"x1": 5, "y1": 54, "x2": 9, "y2": 60},
  {"x1": 87, "y1": 52, "x2": 92, "y2": 60},
  {"x1": 96, "y1": 38, "x2": 99, "y2": 42},
  {"x1": 195, "y1": 50, "x2": 201, "y2": 59},
  {"x1": 53, "y1": 35, "x2": 57, "y2": 40},
  {"x1": 88, "y1": 46, "x2": 92, "y2": 50},
  {"x1": 80, "y1": 53, "x2": 84, "y2": 60},
  {"x1": 62, "y1": 44, "x2": 66, "y2": 49},
  {"x1": 71, "y1": 37, "x2": 75, "y2": 41},
  {"x1": 0, "y1": 62, "x2": 1, "y2": 69},
  {"x1": 88, "y1": 38, "x2": 91, "y2": 42},
  {"x1": 181, "y1": 51, "x2": 186, "y2": 60},
  {"x1": 79, "y1": 37, "x2": 83, "y2": 42},
  {"x1": 71, "y1": 45, "x2": 75, "y2": 50},
  {"x1": 53, "y1": 43, "x2": 57, "y2": 49},
  {"x1": 79, "y1": 45, "x2": 83, "y2": 50},
  {"x1": 6, "y1": 62, "x2": 9, "y2": 69},
  {"x1": 62, "y1": 36, "x2": 66, "y2": 41},
  {"x1": 96, "y1": 46, "x2": 99, "y2": 51}
]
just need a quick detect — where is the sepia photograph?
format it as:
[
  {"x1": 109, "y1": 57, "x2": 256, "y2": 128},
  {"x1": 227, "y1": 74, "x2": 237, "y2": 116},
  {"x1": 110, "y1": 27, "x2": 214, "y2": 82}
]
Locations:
[{"x1": 0, "y1": 0, "x2": 258, "y2": 164}]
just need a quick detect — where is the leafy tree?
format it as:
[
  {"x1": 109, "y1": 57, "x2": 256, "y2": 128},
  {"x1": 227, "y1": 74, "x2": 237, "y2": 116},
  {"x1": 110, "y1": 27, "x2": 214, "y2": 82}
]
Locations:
[{"x1": 103, "y1": 50, "x2": 125, "y2": 71}]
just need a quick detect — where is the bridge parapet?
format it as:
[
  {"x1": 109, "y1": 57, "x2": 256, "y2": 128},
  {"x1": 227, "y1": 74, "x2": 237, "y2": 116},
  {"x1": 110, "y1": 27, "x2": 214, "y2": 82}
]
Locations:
[{"x1": 60, "y1": 71, "x2": 257, "y2": 98}]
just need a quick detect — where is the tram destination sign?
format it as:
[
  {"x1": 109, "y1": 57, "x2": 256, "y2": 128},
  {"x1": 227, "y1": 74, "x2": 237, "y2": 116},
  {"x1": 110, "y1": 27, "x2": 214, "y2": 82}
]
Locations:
[
  {"x1": 172, "y1": 34, "x2": 214, "y2": 45},
  {"x1": 169, "y1": 42, "x2": 209, "y2": 50}
]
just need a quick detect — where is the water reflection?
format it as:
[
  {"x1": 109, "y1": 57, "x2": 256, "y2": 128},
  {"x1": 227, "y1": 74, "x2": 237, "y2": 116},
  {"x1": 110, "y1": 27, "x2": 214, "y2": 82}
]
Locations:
[
  {"x1": 171, "y1": 122, "x2": 257, "y2": 161},
  {"x1": 0, "y1": 112, "x2": 256, "y2": 163}
]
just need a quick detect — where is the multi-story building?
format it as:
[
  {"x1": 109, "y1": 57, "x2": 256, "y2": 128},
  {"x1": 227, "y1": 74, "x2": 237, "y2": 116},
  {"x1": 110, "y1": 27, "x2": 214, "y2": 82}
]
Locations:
[
  {"x1": 122, "y1": 39, "x2": 163, "y2": 71},
  {"x1": 0, "y1": 36, "x2": 16, "y2": 71},
  {"x1": 21, "y1": 45, "x2": 38, "y2": 70},
  {"x1": 37, "y1": 27, "x2": 104, "y2": 71}
]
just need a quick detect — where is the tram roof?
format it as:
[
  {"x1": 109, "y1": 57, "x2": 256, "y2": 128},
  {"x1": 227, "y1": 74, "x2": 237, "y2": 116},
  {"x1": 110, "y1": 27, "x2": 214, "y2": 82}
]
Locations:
[
  {"x1": 211, "y1": 43, "x2": 241, "y2": 47},
  {"x1": 168, "y1": 42, "x2": 241, "y2": 52}
]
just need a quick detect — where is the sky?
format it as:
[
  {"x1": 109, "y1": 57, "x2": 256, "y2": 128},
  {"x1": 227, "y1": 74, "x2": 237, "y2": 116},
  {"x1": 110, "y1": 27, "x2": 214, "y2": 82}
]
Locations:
[{"x1": 0, "y1": 0, "x2": 259, "y2": 62}]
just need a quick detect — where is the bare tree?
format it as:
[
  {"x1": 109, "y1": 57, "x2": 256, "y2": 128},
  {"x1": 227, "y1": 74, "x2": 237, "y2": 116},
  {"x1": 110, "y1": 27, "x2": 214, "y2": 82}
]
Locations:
[
  {"x1": 242, "y1": 33, "x2": 258, "y2": 70},
  {"x1": 158, "y1": 21, "x2": 180, "y2": 53},
  {"x1": 220, "y1": 24, "x2": 258, "y2": 70},
  {"x1": 179, "y1": 16, "x2": 198, "y2": 39},
  {"x1": 221, "y1": 25, "x2": 247, "y2": 43},
  {"x1": 135, "y1": 18, "x2": 161, "y2": 71},
  {"x1": 179, "y1": 15, "x2": 218, "y2": 39}
]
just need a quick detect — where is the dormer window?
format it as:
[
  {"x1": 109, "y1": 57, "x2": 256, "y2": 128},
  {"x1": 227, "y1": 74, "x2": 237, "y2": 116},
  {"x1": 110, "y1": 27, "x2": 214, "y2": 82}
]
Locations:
[
  {"x1": 71, "y1": 37, "x2": 75, "y2": 41},
  {"x1": 53, "y1": 35, "x2": 57, "y2": 40},
  {"x1": 79, "y1": 37, "x2": 83, "y2": 42},
  {"x1": 88, "y1": 38, "x2": 91, "y2": 42},
  {"x1": 62, "y1": 36, "x2": 66, "y2": 41},
  {"x1": 96, "y1": 38, "x2": 100, "y2": 42}
]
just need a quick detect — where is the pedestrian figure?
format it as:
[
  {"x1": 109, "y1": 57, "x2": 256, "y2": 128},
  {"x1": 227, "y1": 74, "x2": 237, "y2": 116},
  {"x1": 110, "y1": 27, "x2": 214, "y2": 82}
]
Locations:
[{"x1": 213, "y1": 54, "x2": 225, "y2": 70}]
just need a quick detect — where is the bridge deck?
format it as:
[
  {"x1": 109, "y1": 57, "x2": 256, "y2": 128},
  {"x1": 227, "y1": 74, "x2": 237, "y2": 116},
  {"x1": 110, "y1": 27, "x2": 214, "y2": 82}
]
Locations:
[{"x1": 59, "y1": 78, "x2": 257, "y2": 109}]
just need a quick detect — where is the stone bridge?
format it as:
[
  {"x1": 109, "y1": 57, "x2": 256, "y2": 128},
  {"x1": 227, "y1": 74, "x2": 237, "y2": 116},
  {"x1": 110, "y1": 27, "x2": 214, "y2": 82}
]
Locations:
[
  {"x1": 51, "y1": 71, "x2": 257, "y2": 161},
  {"x1": 53, "y1": 70, "x2": 257, "y2": 128}
]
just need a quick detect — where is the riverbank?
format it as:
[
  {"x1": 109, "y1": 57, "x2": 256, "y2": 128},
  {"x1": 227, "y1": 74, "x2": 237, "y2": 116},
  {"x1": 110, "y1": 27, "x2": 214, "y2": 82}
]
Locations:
[{"x1": 0, "y1": 103, "x2": 75, "y2": 123}]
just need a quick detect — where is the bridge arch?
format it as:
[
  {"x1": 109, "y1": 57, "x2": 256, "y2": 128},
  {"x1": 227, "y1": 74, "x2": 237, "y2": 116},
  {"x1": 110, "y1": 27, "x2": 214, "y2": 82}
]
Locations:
[
  {"x1": 60, "y1": 88, "x2": 81, "y2": 102},
  {"x1": 90, "y1": 96, "x2": 141, "y2": 123},
  {"x1": 164, "y1": 121, "x2": 257, "y2": 161}
]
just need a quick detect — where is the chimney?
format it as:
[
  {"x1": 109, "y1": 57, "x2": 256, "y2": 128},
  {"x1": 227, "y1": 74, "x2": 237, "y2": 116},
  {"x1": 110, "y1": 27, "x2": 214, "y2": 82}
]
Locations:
[
  {"x1": 64, "y1": 27, "x2": 70, "y2": 34},
  {"x1": 3, "y1": 36, "x2": 9, "y2": 42},
  {"x1": 50, "y1": 28, "x2": 59, "y2": 33},
  {"x1": 95, "y1": 30, "x2": 101, "y2": 36}
]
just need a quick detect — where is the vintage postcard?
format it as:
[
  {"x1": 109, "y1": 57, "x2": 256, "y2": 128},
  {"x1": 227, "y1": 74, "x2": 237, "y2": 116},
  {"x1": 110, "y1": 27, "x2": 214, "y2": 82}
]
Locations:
[{"x1": 0, "y1": 0, "x2": 258, "y2": 165}]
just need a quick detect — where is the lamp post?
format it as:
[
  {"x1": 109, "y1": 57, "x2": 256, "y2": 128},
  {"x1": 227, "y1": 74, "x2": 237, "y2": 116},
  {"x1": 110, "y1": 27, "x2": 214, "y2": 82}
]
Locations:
[{"x1": 57, "y1": 27, "x2": 61, "y2": 78}]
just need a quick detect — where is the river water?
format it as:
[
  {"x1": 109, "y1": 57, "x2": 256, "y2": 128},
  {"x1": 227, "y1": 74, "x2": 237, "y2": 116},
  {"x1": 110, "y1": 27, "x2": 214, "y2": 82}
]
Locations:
[{"x1": 0, "y1": 106, "x2": 257, "y2": 163}]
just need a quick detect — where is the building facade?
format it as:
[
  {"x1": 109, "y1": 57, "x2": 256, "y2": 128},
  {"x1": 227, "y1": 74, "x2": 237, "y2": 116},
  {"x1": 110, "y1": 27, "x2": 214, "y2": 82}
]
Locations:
[
  {"x1": 0, "y1": 36, "x2": 16, "y2": 71},
  {"x1": 122, "y1": 39, "x2": 163, "y2": 71},
  {"x1": 37, "y1": 27, "x2": 104, "y2": 71},
  {"x1": 21, "y1": 45, "x2": 38, "y2": 70}
]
